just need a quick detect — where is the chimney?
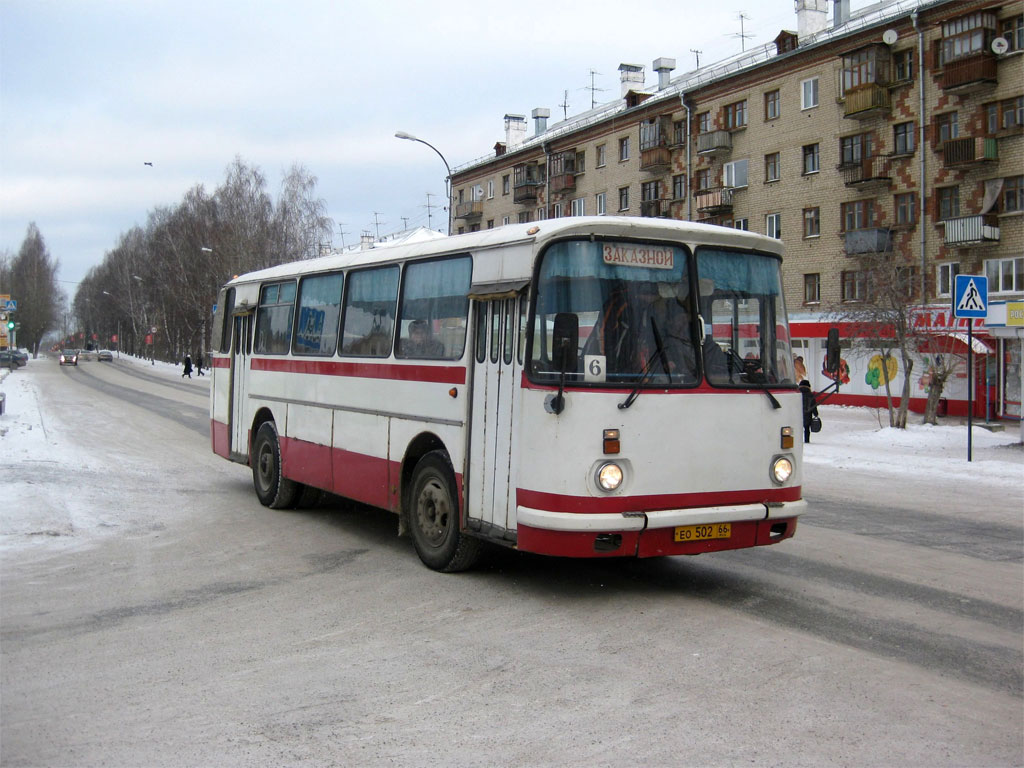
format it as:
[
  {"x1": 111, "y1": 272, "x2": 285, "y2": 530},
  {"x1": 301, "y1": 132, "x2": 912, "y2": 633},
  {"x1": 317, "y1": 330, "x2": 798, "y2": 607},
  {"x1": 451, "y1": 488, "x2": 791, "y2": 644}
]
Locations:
[
  {"x1": 653, "y1": 57, "x2": 676, "y2": 90},
  {"x1": 360, "y1": 233, "x2": 374, "y2": 250},
  {"x1": 504, "y1": 114, "x2": 527, "y2": 150},
  {"x1": 833, "y1": 0, "x2": 850, "y2": 28},
  {"x1": 618, "y1": 63, "x2": 645, "y2": 97},
  {"x1": 795, "y1": 0, "x2": 829, "y2": 38},
  {"x1": 532, "y1": 107, "x2": 551, "y2": 135}
]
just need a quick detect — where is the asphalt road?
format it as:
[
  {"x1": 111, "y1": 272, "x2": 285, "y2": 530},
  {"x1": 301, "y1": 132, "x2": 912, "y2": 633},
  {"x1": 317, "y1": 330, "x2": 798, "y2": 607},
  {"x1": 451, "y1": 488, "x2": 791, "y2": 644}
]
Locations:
[{"x1": 2, "y1": 358, "x2": 1021, "y2": 767}]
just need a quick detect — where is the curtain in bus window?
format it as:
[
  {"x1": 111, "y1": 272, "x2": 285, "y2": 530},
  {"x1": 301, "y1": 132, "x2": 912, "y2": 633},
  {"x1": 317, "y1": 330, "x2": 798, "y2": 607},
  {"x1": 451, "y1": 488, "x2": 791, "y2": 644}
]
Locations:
[
  {"x1": 696, "y1": 248, "x2": 795, "y2": 386},
  {"x1": 396, "y1": 256, "x2": 472, "y2": 360},
  {"x1": 295, "y1": 273, "x2": 343, "y2": 356},
  {"x1": 340, "y1": 267, "x2": 399, "y2": 357},
  {"x1": 254, "y1": 281, "x2": 296, "y2": 355}
]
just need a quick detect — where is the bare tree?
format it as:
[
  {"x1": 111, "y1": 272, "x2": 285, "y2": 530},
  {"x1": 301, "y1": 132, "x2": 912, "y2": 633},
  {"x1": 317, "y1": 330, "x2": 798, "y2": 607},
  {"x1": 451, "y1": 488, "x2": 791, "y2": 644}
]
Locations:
[
  {"x1": 7, "y1": 224, "x2": 62, "y2": 356},
  {"x1": 273, "y1": 164, "x2": 334, "y2": 263}
]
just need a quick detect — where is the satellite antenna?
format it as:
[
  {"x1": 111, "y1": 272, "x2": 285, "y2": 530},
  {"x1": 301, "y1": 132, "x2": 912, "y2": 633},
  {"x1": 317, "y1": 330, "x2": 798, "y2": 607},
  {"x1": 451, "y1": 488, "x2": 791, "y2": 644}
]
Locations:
[
  {"x1": 882, "y1": 29, "x2": 898, "y2": 45},
  {"x1": 991, "y1": 36, "x2": 1009, "y2": 55},
  {"x1": 727, "y1": 12, "x2": 754, "y2": 52}
]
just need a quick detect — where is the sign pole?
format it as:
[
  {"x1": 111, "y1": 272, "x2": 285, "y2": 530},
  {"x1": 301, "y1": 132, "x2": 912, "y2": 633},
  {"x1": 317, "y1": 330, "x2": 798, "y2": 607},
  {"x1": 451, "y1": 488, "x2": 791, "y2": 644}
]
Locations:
[{"x1": 967, "y1": 320, "x2": 973, "y2": 462}]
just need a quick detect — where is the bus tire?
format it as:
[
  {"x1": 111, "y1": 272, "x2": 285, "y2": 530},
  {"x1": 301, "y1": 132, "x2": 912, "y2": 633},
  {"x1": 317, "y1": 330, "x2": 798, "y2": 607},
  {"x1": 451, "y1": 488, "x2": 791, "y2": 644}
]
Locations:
[
  {"x1": 409, "y1": 451, "x2": 482, "y2": 572},
  {"x1": 252, "y1": 421, "x2": 299, "y2": 510}
]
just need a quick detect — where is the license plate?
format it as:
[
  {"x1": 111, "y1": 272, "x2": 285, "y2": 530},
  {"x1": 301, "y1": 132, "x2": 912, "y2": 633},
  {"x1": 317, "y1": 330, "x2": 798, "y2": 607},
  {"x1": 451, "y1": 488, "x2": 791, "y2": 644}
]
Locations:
[{"x1": 673, "y1": 523, "x2": 731, "y2": 543}]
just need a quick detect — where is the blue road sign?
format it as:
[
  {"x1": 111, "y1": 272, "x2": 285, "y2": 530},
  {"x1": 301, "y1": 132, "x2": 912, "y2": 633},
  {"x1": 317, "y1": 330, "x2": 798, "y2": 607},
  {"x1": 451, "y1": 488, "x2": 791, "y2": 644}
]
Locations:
[{"x1": 953, "y1": 274, "x2": 988, "y2": 319}]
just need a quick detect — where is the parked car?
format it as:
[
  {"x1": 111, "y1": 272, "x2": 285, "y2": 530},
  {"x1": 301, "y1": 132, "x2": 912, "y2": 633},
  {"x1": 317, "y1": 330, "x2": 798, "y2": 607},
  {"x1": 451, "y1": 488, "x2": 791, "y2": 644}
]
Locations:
[
  {"x1": 0, "y1": 350, "x2": 23, "y2": 368},
  {"x1": 97, "y1": 349, "x2": 113, "y2": 362},
  {"x1": 59, "y1": 349, "x2": 78, "y2": 366},
  {"x1": 11, "y1": 349, "x2": 28, "y2": 365}
]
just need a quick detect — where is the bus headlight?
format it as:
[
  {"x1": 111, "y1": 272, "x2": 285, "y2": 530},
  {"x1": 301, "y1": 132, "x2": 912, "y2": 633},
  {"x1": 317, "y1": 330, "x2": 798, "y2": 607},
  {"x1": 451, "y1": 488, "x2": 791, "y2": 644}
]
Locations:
[
  {"x1": 771, "y1": 456, "x2": 794, "y2": 485},
  {"x1": 596, "y1": 462, "x2": 624, "y2": 491}
]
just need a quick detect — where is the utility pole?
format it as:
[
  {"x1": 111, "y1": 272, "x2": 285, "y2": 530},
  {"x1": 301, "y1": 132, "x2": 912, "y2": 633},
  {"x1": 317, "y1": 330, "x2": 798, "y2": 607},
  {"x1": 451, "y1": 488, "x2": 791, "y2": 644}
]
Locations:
[{"x1": 690, "y1": 49, "x2": 703, "y2": 69}]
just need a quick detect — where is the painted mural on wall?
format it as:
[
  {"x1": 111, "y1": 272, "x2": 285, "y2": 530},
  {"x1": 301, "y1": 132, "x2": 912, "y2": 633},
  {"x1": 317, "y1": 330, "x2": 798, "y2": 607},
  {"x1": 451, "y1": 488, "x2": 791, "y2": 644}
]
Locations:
[{"x1": 865, "y1": 354, "x2": 898, "y2": 390}]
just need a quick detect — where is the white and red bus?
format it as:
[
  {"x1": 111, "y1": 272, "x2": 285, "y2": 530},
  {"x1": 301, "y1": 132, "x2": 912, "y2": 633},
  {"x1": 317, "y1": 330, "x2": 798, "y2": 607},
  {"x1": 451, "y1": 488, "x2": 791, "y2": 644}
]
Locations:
[{"x1": 210, "y1": 217, "x2": 821, "y2": 571}]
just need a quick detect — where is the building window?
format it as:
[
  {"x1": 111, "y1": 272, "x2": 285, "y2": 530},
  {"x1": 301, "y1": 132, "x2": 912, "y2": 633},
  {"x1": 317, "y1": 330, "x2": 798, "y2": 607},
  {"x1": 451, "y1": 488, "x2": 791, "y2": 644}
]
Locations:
[
  {"x1": 803, "y1": 207, "x2": 820, "y2": 238},
  {"x1": 893, "y1": 122, "x2": 915, "y2": 155},
  {"x1": 734, "y1": 218, "x2": 749, "y2": 231},
  {"x1": 502, "y1": 175, "x2": 510, "y2": 195},
  {"x1": 766, "y1": 213, "x2": 781, "y2": 239},
  {"x1": 518, "y1": 211, "x2": 531, "y2": 224},
  {"x1": 1002, "y1": 14, "x2": 1023, "y2": 51},
  {"x1": 596, "y1": 144, "x2": 607, "y2": 167},
  {"x1": 986, "y1": 257, "x2": 1024, "y2": 294},
  {"x1": 570, "y1": 197, "x2": 585, "y2": 217},
  {"x1": 937, "y1": 262, "x2": 960, "y2": 296},
  {"x1": 502, "y1": 216, "x2": 510, "y2": 226},
  {"x1": 697, "y1": 112, "x2": 710, "y2": 133},
  {"x1": 618, "y1": 186, "x2": 630, "y2": 211},
  {"x1": 942, "y1": 12, "x2": 997, "y2": 64},
  {"x1": 895, "y1": 192, "x2": 917, "y2": 226},
  {"x1": 576, "y1": 150, "x2": 586, "y2": 174},
  {"x1": 695, "y1": 169, "x2": 710, "y2": 191},
  {"x1": 801, "y1": 77, "x2": 819, "y2": 109},
  {"x1": 841, "y1": 133, "x2": 872, "y2": 165},
  {"x1": 765, "y1": 152, "x2": 781, "y2": 183},
  {"x1": 723, "y1": 158, "x2": 748, "y2": 188},
  {"x1": 935, "y1": 112, "x2": 959, "y2": 144},
  {"x1": 802, "y1": 143, "x2": 819, "y2": 175},
  {"x1": 893, "y1": 49, "x2": 915, "y2": 81},
  {"x1": 552, "y1": 202, "x2": 562, "y2": 218},
  {"x1": 804, "y1": 273, "x2": 821, "y2": 304},
  {"x1": 842, "y1": 200, "x2": 873, "y2": 231},
  {"x1": 938, "y1": 186, "x2": 960, "y2": 220},
  {"x1": 596, "y1": 192, "x2": 606, "y2": 215},
  {"x1": 986, "y1": 97, "x2": 1024, "y2": 134},
  {"x1": 618, "y1": 136, "x2": 630, "y2": 161},
  {"x1": 486, "y1": 219, "x2": 494, "y2": 229},
  {"x1": 537, "y1": 206, "x2": 546, "y2": 221},
  {"x1": 673, "y1": 120, "x2": 685, "y2": 145},
  {"x1": 672, "y1": 174, "x2": 687, "y2": 200},
  {"x1": 765, "y1": 89, "x2": 780, "y2": 120},
  {"x1": 487, "y1": 180, "x2": 494, "y2": 199},
  {"x1": 1004, "y1": 176, "x2": 1024, "y2": 212},
  {"x1": 842, "y1": 270, "x2": 868, "y2": 302},
  {"x1": 724, "y1": 100, "x2": 747, "y2": 129}
]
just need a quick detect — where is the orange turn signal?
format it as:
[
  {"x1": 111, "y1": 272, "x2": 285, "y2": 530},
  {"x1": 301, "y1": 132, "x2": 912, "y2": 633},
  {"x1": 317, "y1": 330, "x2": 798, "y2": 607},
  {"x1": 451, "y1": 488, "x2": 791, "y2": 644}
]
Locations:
[
  {"x1": 603, "y1": 428, "x2": 620, "y2": 455},
  {"x1": 781, "y1": 426, "x2": 794, "y2": 450},
  {"x1": 449, "y1": 388, "x2": 458, "y2": 398}
]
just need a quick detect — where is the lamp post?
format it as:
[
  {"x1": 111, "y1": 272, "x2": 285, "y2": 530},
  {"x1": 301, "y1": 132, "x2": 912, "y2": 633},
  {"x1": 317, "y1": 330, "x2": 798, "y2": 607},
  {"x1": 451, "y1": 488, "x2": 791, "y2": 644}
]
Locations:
[{"x1": 395, "y1": 131, "x2": 452, "y2": 235}]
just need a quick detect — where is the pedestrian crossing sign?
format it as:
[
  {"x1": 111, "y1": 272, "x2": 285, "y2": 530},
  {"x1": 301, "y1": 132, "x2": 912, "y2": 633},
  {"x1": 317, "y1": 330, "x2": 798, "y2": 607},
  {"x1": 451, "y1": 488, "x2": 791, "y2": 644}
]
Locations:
[{"x1": 953, "y1": 274, "x2": 988, "y2": 319}]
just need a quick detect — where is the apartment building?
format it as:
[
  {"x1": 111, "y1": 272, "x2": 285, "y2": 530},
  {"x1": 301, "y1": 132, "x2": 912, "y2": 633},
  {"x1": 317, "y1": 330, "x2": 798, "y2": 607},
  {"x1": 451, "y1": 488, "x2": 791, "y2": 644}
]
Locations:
[{"x1": 449, "y1": 0, "x2": 1023, "y2": 419}]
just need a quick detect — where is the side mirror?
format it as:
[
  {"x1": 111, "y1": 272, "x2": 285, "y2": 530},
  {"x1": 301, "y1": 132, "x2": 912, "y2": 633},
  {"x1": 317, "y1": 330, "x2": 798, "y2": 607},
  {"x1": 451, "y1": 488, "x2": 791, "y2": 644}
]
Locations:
[
  {"x1": 552, "y1": 313, "x2": 579, "y2": 373},
  {"x1": 826, "y1": 328, "x2": 841, "y2": 376}
]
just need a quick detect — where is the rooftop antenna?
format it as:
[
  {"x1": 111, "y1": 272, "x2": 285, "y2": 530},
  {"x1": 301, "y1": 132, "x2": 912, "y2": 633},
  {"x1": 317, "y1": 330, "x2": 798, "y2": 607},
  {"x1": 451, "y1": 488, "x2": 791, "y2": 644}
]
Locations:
[
  {"x1": 372, "y1": 212, "x2": 385, "y2": 240},
  {"x1": 728, "y1": 11, "x2": 755, "y2": 51},
  {"x1": 559, "y1": 89, "x2": 570, "y2": 120},
  {"x1": 690, "y1": 48, "x2": 703, "y2": 69},
  {"x1": 401, "y1": 216, "x2": 409, "y2": 230},
  {"x1": 585, "y1": 69, "x2": 606, "y2": 109},
  {"x1": 424, "y1": 192, "x2": 440, "y2": 231},
  {"x1": 337, "y1": 223, "x2": 348, "y2": 250}
]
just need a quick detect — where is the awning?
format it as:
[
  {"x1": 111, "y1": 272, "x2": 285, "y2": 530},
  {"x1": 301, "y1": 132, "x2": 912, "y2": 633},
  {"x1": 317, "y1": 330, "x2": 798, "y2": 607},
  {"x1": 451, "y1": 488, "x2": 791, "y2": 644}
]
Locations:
[{"x1": 917, "y1": 332, "x2": 994, "y2": 355}]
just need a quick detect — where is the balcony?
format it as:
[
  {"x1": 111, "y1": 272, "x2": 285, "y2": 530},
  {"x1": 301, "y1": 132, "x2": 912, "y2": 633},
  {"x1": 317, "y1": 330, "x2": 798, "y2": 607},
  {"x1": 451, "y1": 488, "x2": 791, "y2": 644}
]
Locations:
[
  {"x1": 641, "y1": 199, "x2": 671, "y2": 218},
  {"x1": 640, "y1": 146, "x2": 672, "y2": 172},
  {"x1": 697, "y1": 130, "x2": 732, "y2": 155},
  {"x1": 549, "y1": 173, "x2": 576, "y2": 195},
  {"x1": 455, "y1": 201, "x2": 482, "y2": 220},
  {"x1": 943, "y1": 214, "x2": 1000, "y2": 247},
  {"x1": 941, "y1": 136, "x2": 998, "y2": 167},
  {"x1": 840, "y1": 156, "x2": 891, "y2": 187},
  {"x1": 695, "y1": 187, "x2": 734, "y2": 216},
  {"x1": 844, "y1": 228, "x2": 892, "y2": 255},
  {"x1": 941, "y1": 53, "x2": 998, "y2": 92},
  {"x1": 513, "y1": 164, "x2": 543, "y2": 204},
  {"x1": 843, "y1": 84, "x2": 891, "y2": 119}
]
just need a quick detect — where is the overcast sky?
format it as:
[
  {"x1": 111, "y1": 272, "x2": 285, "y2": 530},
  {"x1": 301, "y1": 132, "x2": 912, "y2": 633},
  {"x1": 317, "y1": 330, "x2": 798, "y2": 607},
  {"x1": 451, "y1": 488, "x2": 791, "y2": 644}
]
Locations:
[{"x1": 1, "y1": 0, "x2": 855, "y2": 294}]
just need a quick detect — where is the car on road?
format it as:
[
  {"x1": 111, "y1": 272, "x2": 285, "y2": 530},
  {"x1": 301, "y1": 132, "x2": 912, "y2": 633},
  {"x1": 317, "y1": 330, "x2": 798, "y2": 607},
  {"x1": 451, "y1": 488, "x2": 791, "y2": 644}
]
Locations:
[
  {"x1": 59, "y1": 349, "x2": 78, "y2": 366},
  {"x1": 11, "y1": 349, "x2": 28, "y2": 365},
  {"x1": 97, "y1": 349, "x2": 113, "y2": 362},
  {"x1": 78, "y1": 349, "x2": 96, "y2": 362},
  {"x1": 0, "y1": 350, "x2": 23, "y2": 368}
]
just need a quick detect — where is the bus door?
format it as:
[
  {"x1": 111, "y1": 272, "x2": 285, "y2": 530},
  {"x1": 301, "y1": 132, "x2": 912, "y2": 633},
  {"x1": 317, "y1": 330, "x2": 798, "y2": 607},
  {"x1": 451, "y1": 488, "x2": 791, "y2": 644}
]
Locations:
[
  {"x1": 229, "y1": 311, "x2": 254, "y2": 460},
  {"x1": 467, "y1": 295, "x2": 524, "y2": 536}
]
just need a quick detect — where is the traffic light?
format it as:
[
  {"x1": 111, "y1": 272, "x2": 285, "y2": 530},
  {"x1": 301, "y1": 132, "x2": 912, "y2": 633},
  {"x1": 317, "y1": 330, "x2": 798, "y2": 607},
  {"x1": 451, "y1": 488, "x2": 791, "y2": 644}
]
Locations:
[{"x1": 5, "y1": 319, "x2": 13, "y2": 331}]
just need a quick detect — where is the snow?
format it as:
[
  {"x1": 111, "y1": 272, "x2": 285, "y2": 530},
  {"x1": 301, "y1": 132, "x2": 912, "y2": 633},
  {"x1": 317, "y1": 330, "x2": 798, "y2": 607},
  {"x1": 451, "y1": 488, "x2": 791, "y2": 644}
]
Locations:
[{"x1": 1, "y1": 354, "x2": 1021, "y2": 553}]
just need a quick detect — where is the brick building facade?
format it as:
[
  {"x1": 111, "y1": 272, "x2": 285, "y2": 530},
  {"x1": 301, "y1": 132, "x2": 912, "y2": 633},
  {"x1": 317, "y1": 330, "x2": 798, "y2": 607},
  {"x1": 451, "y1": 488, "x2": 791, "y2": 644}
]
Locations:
[{"x1": 449, "y1": 0, "x2": 1023, "y2": 419}]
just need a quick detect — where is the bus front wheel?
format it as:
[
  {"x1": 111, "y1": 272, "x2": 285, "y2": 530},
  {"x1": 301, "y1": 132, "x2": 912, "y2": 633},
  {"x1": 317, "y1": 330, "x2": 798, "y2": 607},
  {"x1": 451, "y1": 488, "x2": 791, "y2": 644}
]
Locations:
[
  {"x1": 252, "y1": 421, "x2": 299, "y2": 509},
  {"x1": 409, "y1": 451, "x2": 482, "y2": 572}
]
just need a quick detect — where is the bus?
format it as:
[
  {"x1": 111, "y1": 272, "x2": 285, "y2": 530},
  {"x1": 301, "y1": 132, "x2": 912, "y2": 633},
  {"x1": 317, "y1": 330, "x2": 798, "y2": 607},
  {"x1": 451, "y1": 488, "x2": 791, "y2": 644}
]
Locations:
[{"x1": 210, "y1": 217, "x2": 824, "y2": 572}]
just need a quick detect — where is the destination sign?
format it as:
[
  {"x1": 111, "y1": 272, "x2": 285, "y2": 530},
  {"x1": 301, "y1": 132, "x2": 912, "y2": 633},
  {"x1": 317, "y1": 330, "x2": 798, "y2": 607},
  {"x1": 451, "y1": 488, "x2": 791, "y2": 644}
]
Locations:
[{"x1": 602, "y1": 243, "x2": 674, "y2": 270}]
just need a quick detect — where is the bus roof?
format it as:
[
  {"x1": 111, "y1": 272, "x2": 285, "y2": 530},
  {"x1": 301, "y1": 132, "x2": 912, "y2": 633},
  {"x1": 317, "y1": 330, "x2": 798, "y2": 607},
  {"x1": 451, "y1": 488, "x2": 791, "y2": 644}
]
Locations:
[{"x1": 225, "y1": 216, "x2": 785, "y2": 289}]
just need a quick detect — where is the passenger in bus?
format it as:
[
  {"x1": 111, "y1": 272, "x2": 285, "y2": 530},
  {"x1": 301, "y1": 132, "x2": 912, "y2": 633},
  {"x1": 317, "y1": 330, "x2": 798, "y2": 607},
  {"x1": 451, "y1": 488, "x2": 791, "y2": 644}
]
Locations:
[
  {"x1": 403, "y1": 319, "x2": 444, "y2": 357},
  {"x1": 663, "y1": 300, "x2": 730, "y2": 383}
]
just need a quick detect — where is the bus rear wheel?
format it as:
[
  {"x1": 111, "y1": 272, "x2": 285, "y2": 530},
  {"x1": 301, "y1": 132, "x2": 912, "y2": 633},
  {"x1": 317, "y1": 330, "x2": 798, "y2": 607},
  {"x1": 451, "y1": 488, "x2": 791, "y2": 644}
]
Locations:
[
  {"x1": 409, "y1": 451, "x2": 482, "y2": 572},
  {"x1": 252, "y1": 421, "x2": 299, "y2": 509}
]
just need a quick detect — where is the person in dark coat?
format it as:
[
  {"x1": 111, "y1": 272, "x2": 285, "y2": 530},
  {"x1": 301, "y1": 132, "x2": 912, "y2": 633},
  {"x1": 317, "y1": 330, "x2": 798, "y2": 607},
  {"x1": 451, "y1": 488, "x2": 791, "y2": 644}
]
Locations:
[
  {"x1": 799, "y1": 379, "x2": 818, "y2": 442},
  {"x1": 195, "y1": 352, "x2": 205, "y2": 376},
  {"x1": 182, "y1": 354, "x2": 193, "y2": 379}
]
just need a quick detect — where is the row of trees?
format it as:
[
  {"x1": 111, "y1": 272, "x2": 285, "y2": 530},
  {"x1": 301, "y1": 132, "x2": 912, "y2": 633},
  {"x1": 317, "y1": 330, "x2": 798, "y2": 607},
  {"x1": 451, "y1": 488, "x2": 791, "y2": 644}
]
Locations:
[
  {"x1": 73, "y1": 157, "x2": 333, "y2": 362},
  {"x1": 0, "y1": 224, "x2": 64, "y2": 357}
]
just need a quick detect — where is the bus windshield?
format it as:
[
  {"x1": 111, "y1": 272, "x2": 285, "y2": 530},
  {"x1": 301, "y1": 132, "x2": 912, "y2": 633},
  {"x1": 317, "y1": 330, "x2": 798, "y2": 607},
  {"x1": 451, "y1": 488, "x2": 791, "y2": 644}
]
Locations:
[{"x1": 529, "y1": 239, "x2": 795, "y2": 387}]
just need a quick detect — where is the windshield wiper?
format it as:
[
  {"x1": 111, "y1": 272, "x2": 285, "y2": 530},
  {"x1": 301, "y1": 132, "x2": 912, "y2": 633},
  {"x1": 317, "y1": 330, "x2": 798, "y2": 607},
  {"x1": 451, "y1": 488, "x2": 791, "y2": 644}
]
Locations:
[{"x1": 619, "y1": 317, "x2": 670, "y2": 410}]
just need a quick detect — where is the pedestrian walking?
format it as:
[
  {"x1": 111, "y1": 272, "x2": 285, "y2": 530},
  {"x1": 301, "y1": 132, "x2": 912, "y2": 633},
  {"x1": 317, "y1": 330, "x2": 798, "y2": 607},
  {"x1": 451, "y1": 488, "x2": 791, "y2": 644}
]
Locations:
[
  {"x1": 182, "y1": 354, "x2": 193, "y2": 379},
  {"x1": 195, "y1": 352, "x2": 205, "y2": 376}
]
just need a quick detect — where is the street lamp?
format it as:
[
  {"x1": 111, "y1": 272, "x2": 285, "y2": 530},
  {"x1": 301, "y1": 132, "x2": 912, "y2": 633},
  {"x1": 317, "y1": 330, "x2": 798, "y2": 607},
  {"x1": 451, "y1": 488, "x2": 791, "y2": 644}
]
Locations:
[{"x1": 395, "y1": 131, "x2": 452, "y2": 235}]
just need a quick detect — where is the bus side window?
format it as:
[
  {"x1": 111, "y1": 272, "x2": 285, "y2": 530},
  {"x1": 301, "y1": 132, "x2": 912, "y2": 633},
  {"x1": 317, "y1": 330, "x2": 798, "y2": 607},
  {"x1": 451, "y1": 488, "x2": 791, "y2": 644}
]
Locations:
[
  {"x1": 502, "y1": 298, "x2": 515, "y2": 364},
  {"x1": 253, "y1": 281, "x2": 296, "y2": 355},
  {"x1": 293, "y1": 272, "x2": 344, "y2": 356},
  {"x1": 475, "y1": 302, "x2": 488, "y2": 364},
  {"x1": 517, "y1": 293, "x2": 527, "y2": 365},
  {"x1": 396, "y1": 255, "x2": 472, "y2": 360},
  {"x1": 340, "y1": 266, "x2": 399, "y2": 357},
  {"x1": 490, "y1": 301, "x2": 501, "y2": 363}
]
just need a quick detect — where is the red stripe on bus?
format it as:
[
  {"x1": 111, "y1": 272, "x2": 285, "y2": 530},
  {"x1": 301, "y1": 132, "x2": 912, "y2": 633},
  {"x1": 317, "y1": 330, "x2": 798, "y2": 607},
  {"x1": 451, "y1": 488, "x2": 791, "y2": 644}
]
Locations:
[
  {"x1": 211, "y1": 356, "x2": 230, "y2": 369},
  {"x1": 211, "y1": 419, "x2": 230, "y2": 458},
  {"x1": 516, "y1": 486, "x2": 800, "y2": 515},
  {"x1": 250, "y1": 357, "x2": 466, "y2": 384}
]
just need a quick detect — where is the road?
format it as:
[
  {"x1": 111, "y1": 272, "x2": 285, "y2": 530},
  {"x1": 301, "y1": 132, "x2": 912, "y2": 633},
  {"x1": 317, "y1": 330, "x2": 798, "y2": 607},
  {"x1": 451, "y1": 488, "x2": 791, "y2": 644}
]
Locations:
[{"x1": 2, "y1": 357, "x2": 1021, "y2": 767}]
